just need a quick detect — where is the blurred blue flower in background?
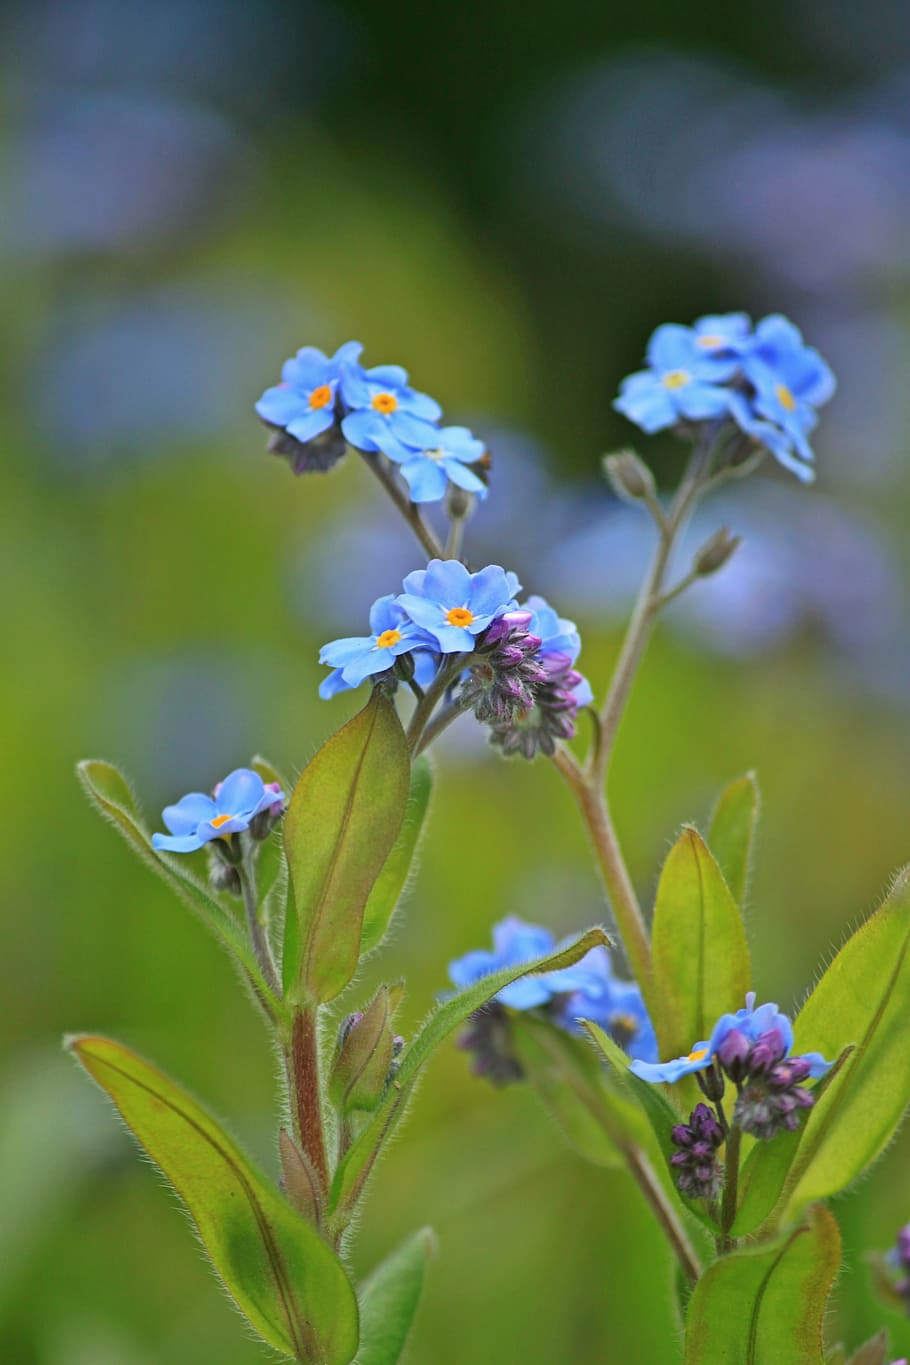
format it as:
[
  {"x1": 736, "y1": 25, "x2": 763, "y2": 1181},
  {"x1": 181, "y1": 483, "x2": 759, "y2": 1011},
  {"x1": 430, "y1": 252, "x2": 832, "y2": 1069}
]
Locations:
[
  {"x1": 614, "y1": 322, "x2": 737, "y2": 433},
  {"x1": 554, "y1": 945, "x2": 658, "y2": 1062},
  {"x1": 448, "y1": 916, "x2": 590, "y2": 1009}
]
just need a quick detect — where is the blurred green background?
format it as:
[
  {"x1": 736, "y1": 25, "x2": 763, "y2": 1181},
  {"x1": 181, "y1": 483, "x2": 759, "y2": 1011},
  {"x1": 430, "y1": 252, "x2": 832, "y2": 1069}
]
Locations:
[{"x1": 4, "y1": 0, "x2": 910, "y2": 1359}]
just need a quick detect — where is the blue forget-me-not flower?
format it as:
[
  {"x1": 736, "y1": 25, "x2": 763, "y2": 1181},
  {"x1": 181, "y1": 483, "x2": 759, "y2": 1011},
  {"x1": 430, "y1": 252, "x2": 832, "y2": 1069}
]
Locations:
[
  {"x1": 340, "y1": 359, "x2": 442, "y2": 461},
  {"x1": 393, "y1": 425, "x2": 488, "y2": 504},
  {"x1": 397, "y1": 559, "x2": 520, "y2": 652},
  {"x1": 319, "y1": 594, "x2": 439, "y2": 698},
  {"x1": 152, "y1": 768, "x2": 286, "y2": 854}
]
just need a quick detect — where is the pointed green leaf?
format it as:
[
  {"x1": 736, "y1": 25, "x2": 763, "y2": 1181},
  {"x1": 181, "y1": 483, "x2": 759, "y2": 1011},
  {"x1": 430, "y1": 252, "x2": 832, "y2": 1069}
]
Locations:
[
  {"x1": 67, "y1": 1035, "x2": 358, "y2": 1364},
  {"x1": 329, "y1": 928, "x2": 610, "y2": 1227},
  {"x1": 780, "y1": 867, "x2": 910, "y2": 1215},
  {"x1": 283, "y1": 693, "x2": 410, "y2": 1005},
  {"x1": 707, "y1": 771, "x2": 759, "y2": 907},
  {"x1": 76, "y1": 761, "x2": 274, "y2": 1006},
  {"x1": 652, "y1": 827, "x2": 752, "y2": 1061},
  {"x1": 511, "y1": 1013, "x2": 638, "y2": 1168},
  {"x1": 683, "y1": 1205, "x2": 841, "y2": 1364},
  {"x1": 360, "y1": 756, "x2": 432, "y2": 957},
  {"x1": 357, "y1": 1228, "x2": 435, "y2": 1365}
]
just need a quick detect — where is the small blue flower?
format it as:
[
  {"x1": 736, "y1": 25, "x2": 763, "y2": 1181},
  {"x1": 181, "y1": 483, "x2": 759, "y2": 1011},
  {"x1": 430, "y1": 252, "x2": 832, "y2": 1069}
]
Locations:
[
  {"x1": 340, "y1": 360, "x2": 442, "y2": 461},
  {"x1": 152, "y1": 768, "x2": 285, "y2": 854},
  {"x1": 393, "y1": 425, "x2": 488, "y2": 504},
  {"x1": 256, "y1": 341, "x2": 362, "y2": 444},
  {"x1": 319, "y1": 594, "x2": 439, "y2": 698},
  {"x1": 555, "y1": 944, "x2": 658, "y2": 1063},
  {"x1": 729, "y1": 315, "x2": 836, "y2": 481},
  {"x1": 630, "y1": 992, "x2": 832, "y2": 1084},
  {"x1": 398, "y1": 559, "x2": 520, "y2": 653},
  {"x1": 614, "y1": 323, "x2": 738, "y2": 434},
  {"x1": 448, "y1": 916, "x2": 594, "y2": 1010},
  {"x1": 691, "y1": 312, "x2": 752, "y2": 357}
]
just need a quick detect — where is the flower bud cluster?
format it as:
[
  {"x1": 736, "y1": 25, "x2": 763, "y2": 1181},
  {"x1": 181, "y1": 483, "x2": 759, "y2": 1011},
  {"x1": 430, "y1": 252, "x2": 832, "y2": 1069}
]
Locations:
[
  {"x1": 670, "y1": 1103, "x2": 724, "y2": 1200},
  {"x1": 460, "y1": 612, "x2": 547, "y2": 724},
  {"x1": 718, "y1": 1025, "x2": 816, "y2": 1140}
]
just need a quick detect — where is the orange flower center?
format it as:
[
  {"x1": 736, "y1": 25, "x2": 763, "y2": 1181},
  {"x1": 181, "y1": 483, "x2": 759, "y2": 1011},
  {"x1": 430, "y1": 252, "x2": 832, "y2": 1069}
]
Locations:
[
  {"x1": 446, "y1": 607, "x2": 474, "y2": 627},
  {"x1": 376, "y1": 628, "x2": 403, "y2": 649},
  {"x1": 662, "y1": 369, "x2": 691, "y2": 390},
  {"x1": 687, "y1": 1047, "x2": 709, "y2": 1063},
  {"x1": 210, "y1": 813, "x2": 233, "y2": 830},
  {"x1": 371, "y1": 392, "x2": 399, "y2": 415},
  {"x1": 309, "y1": 383, "x2": 333, "y2": 410},
  {"x1": 697, "y1": 334, "x2": 725, "y2": 349},
  {"x1": 775, "y1": 383, "x2": 796, "y2": 412}
]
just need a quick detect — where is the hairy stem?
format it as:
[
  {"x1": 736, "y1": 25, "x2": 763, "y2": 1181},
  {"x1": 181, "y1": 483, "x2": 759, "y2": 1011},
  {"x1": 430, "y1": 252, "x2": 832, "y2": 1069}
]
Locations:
[
  {"x1": 289, "y1": 1008, "x2": 330, "y2": 1197},
  {"x1": 406, "y1": 655, "x2": 468, "y2": 754},
  {"x1": 238, "y1": 860, "x2": 281, "y2": 999},
  {"x1": 551, "y1": 746, "x2": 653, "y2": 1003},
  {"x1": 358, "y1": 449, "x2": 446, "y2": 561}
]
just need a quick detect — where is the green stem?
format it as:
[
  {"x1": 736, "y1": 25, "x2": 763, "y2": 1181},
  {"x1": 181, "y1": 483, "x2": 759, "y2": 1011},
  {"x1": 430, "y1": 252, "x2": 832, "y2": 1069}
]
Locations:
[
  {"x1": 238, "y1": 860, "x2": 281, "y2": 999},
  {"x1": 359, "y1": 449, "x2": 446, "y2": 561},
  {"x1": 415, "y1": 695, "x2": 472, "y2": 755},
  {"x1": 406, "y1": 655, "x2": 468, "y2": 754},
  {"x1": 289, "y1": 1008, "x2": 330, "y2": 1197}
]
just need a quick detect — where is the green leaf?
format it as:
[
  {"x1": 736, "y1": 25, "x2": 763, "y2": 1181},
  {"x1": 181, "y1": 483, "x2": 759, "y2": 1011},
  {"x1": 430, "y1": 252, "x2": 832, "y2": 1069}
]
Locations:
[
  {"x1": 67, "y1": 1035, "x2": 359, "y2": 1364},
  {"x1": 651, "y1": 827, "x2": 752, "y2": 1061},
  {"x1": 706, "y1": 771, "x2": 759, "y2": 907},
  {"x1": 329, "y1": 985, "x2": 398, "y2": 1116},
  {"x1": 781, "y1": 866, "x2": 910, "y2": 1215},
  {"x1": 731, "y1": 1045, "x2": 854, "y2": 1238},
  {"x1": 360, "y1": 756, "x2": 432, "y2": 957},
  {"x1": 283, "y1": 693, "x2": 410, "y2": 1005},
  {"x1": 76, "y1": 761, "x2": 273, "y2": 1005},
  {"x1": 357, "y1": 1228, "x2": 435, "y2": 1365},
  {"x1": 329, "y1": 928, "x2": 610, "y2": 1228},
  {"x1": 511, "y1": 1013, "x2": 638, "y2": 1168},
  {"x1": 683, "y1": 1205, "x2": 841, "y2": 1364}
]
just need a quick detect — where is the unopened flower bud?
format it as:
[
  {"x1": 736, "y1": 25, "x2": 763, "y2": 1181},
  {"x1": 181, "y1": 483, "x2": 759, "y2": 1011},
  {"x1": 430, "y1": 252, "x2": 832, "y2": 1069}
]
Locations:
[
  {"x1": 693, "y1": 528, "x2": 741, "y2": 577},
  {"x1": 603, "y1": 450, "x2": 657, "y2": 504},
  {"x1": 445, "y1": 482, "x2": 476, "y2": 521}
]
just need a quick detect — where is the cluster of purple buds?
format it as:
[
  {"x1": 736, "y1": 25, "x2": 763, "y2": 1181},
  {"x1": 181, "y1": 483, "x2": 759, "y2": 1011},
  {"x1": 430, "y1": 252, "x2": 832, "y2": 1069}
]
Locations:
[
  {"x1": 717, "y1": 1025, "x2": 815, "y2": 1141},
  {"x1": 460, "y1": 611, "x2": 547, "y2": 724},
  {"x1": 887, "y1": 1224, "x2": 910, "y2": 1312},
  {"x1": 488, "y1": 651, "x2": 586, "y2": 760},
  {"x1": 670, "y1": 1103, "x2": 724, "y2": 1201},
  {"x1": 457, "y1": 1004, "x2": 524, "y2": 1087}
]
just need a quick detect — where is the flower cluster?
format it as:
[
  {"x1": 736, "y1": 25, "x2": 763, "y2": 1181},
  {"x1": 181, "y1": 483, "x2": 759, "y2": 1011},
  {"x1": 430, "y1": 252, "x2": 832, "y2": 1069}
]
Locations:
[
  {"x1": 448, "y1": 917, "x2": 658, "y2": 1084},
  {"x1": 152, "y1": 768, "x2": 286, "y2": 855},
  {"x1": 318, "y1": 565, "x2": 593, "y2": 759},
  {"x1": 631, "y1": 992, "x2": 832, "y2": 1142},
  {"x1": 670, "y1": 1104, "x2": 724, "y2": 1201},
  {"x1": 256, "y1": 342, "x2": 488, "y2": 504},
  {"x1": 615, "y1": 312, "x2": 835, "y2": 483}
]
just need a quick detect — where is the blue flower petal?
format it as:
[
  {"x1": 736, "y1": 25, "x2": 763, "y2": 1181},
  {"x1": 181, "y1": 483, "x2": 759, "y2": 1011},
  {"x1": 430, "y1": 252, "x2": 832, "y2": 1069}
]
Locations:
[
  {"x1": 162, "y1": 792, "x2": 217, "y2": 836},
  {"x1": 287, "y1": 409, "x2": 335, "y2": 443},
  {"x1": 152, "y1": 831, "x2": 206, "y2": 853},
  {"x1": 400, "y1": 458, "x2": 449, "y2": 503},
  {"x1": 442, "y1": 458, "x2": 487, "y2": 496},
  {"x1": 216, "y1": 768, "x2": 265, "y2": 817}
]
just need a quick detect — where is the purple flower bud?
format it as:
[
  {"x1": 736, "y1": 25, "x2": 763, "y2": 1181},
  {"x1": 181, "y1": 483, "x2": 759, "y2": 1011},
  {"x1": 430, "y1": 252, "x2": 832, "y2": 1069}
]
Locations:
[
  {"x1": 717, "y1": 1027, "x2": 751, "y2": 1081},
  {"x1": 669, "y1": 1103, "x2": 724, "y2": 1200}
]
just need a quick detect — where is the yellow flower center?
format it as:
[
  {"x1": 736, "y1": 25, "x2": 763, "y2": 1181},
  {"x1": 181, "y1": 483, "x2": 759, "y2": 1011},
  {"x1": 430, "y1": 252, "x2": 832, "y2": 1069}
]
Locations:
[
  {"x1": 446, "y1": 607, "x2": 474, "y2": 627},
  {"x1": 210, "y1": 813, "x2": 233, "y2": 830},
  {"x1": 662, "y1": 369, "x2": 691, "y2": 390},
  {"x1": 697, "y1": 334, "x2": 725, "y2": 349},
  {"x1": 309, "y1": 383, "x2": 333, "y2": 410},
  {"x1": 371, "y1": 391, "x2": 399, "y2": 415},
  {"x1": 376, "y1": 628, "x2": 402, "y2": 649},
  {"x1": 775, "y1": 383, "x2": 797, "y2": 412},
  {"x1": 687, "y1": 1047, "x2": 709, "y2": 1063}
]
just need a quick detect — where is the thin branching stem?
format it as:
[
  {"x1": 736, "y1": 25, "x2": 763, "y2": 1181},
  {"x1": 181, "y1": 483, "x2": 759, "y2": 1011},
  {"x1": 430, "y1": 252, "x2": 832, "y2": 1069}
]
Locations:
[
  {"x1": 358, "y1": 449, "x2": 446, "y2": 561},
  {"x1": 238, "y1": 858, "x2": 282, "y2": 999}
]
